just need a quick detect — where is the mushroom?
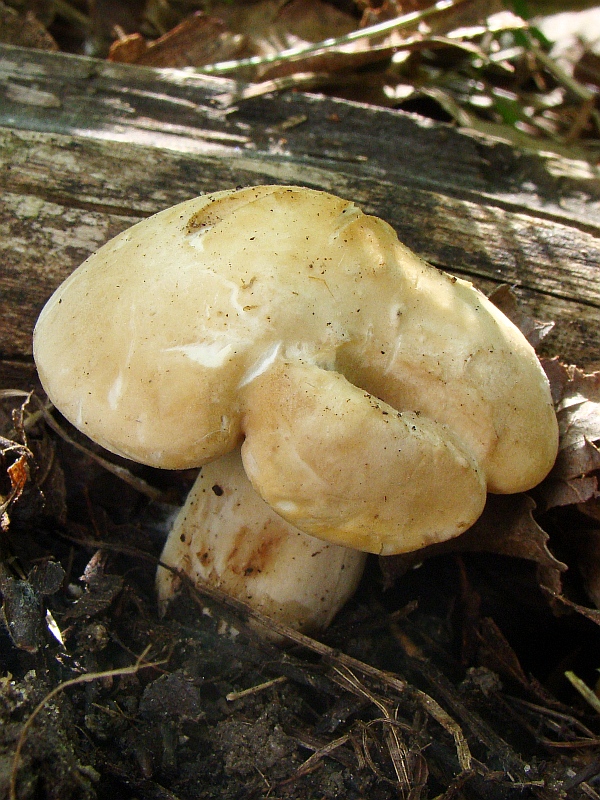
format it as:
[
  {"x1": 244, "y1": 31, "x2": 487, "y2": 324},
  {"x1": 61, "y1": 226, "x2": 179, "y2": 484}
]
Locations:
[
  {"x1": 33, "y1": 185, "x2": 559, "y2": 633},
  {"x1": 158, "y1": 449, "x2": 367, "y2": 632}
]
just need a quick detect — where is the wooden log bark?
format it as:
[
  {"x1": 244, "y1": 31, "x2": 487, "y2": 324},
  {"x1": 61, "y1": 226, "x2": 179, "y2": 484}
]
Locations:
[{"x1": 0, "y1": 43, "x2": 599, "y2": 392}]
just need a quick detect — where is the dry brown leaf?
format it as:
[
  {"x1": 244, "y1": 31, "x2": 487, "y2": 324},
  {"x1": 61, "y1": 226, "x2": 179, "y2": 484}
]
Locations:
[
  {"x1": 0, "y1": 1, "x2": 57, "y2": 50},
  {"x1": 212, "y1": 0, "x2": 356, "y2": 51},
  {"x1": 538, "y1": 474, "x2": 598, "y2": 510},
  {"x1": 6, "y1": 454, "x2": 28, "y2": 505},
  {"x1": 213, "y1": 0, "x2": 360, "y2": 80},
  {"x1": 488, "y1": 285, "x2": 555, "y2": 350},
  {"x1": 537, "y1": 358, "x2": 600, "y2": 513},
  {"x1": 0, "y1": 393, "x2": 67, "y2": 528},
  {"x1": 249, "y1": 0, "x2": 484, "y2": 82},
  {"x1": 270, "y1": 0, "x2": 357, "y2": 45},
  {"x1": 538, "y1": 557, "x2": 600, "y2": 627},
  {"x1": 258, "y1": 43, "x2": 399, "y2": 81},
  {"x1": 516, "y1": 358, "x2": 600, "y2": 616},
  {"x1": 108, "y1": 12, "x2": 242, "y2": 68},
  {"x1": 0, "y1": 436, "x2": 33, "y2": 532},
  {"x1": 475, "y1": 616, "x2": 530, "y2": 687},
  {"x1": 63, "y1": 550, "x2": 124, "y2": 620},
  {"x1": 567, "y1": 527, "x2": 600, "y2": 610},
  {"x1": 107, "y1": 31, "x2": 147, "y2": 64},
  {"x1": 381, "y1": 494, "x2": 566, "y2": 585}
]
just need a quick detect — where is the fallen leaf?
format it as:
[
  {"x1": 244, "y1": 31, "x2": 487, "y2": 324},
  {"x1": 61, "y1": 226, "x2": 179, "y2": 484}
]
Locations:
[
  {"x1": 537, "y1": 474, "x2": 597, "y2": 509},
  {"x1": 7, "y1": 454, "x2": 28, "y2": 503},
  {"x1": 381, "y1": 494, "x2": 566, "y2": 585},
  {"x1": 0, "y1": 437, "x2": 33, "y2": 532},
  {"x1": 488, "y1": 284, "x2": 555, "y2": 349},
  {"x1": 566, "y1": 527, "x2": 600, "y2": 610},
  {"x1": 0, "y1": 1, "x2": 57, "y2": 50},
  {"x1": 63, "y1": 550, "x2": 124, "y2": 620},
  {"x1": 537, "y1": 359, "x2": 600, "y2": 512},
  {"x1": 108, "y1": 13, "x2": 242, "y2": 68},
  {"x1": 538, "y1": 558, "x2": 600, "y2": 627},
  {"x1": 475, "y1": 616, "x2": 530, "y2": 687}
]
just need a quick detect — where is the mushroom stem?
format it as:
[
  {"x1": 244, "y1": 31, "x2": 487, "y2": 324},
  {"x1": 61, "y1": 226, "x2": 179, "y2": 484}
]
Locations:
[{"x1": 156, "y1": 450, "x2": 367, "y2": 633}]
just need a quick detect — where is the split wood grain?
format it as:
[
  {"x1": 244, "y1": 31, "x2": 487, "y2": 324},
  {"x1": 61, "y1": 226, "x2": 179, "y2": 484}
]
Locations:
[{"x1": 0, "y1": 43, "x2": 598, "y2": 391}]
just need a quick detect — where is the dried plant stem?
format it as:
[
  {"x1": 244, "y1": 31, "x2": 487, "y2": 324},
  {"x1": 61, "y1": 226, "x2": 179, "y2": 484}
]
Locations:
[
  {"x1": 287, "y1": 733, "x2": 352, "y2": 781},
  {"x1": 197, "y1": 0, "x2": 467, "y2": 76},
  {"x1": 565, "y1": 671, "x2": 600, "y2": 715},
  {"x1": 182, "y1": 571, "x2": 473, "y2": 774},
  {"x1": 214, "y1": 73, "x2": 329, "y2": 107},
  {"x1": 226, "y1": 675, "x2": 287, "y2": 701},
  {"x1": 9, "y1": 645, "x2": 166, "y2": 800}
]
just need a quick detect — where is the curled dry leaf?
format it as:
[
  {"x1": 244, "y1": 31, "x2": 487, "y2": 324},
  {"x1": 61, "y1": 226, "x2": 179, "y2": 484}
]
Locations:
[
  {"x1": 487, "y1": 291, "x2": 600, "y2": 514},
  {"x1": 0, "y1": 436, "x2": 33, "y2": 532},
  {"x1": 63, "y1": 550, "x2": 124, "y2": 620},
  {"x1": 0, "y1": 393, "x2": 67, "y2": 530},
  {"x1": 381, "y1": 493, "x2": 566, "y2": 585},
  {"x1": 537, "y1": 358, "x2": 600, "y2": 512},
  {"x1": 108, "y1": 13, "x2": 242, "y2": 69},
  {"x1": 535, "y1": 359, "x2": 600, "y2": 611}
]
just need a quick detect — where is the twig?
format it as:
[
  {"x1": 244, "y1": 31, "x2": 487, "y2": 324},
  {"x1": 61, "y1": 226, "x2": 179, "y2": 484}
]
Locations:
[
  {"x1": 226, "y1": 675, "x2": 287, "y2": 701},
  {"x1": 213, "y1": 73, "x2": 329, "y2": 107},
  {"x1": 180, "y1": 569, "x2": 472, "y2": 774},
  {"x1": 286, "y1": 732, "x2": 352, "y2": 781},
  {"x1": 3, "y1": 391, "x2": 170, "y2": 502}
]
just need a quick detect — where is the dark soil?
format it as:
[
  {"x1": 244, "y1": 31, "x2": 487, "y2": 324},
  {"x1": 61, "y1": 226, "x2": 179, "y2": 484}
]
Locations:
[{"x1": 2, "y1": 409, "x2": 600, "y2": 800}]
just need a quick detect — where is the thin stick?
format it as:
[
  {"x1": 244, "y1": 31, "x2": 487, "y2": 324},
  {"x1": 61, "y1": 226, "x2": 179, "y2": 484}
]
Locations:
[
  {"x1": 226, "y1": 675, "x2": 287, "y2": 701},
  {"x1": 38, "y1": 403, "x2": 168, "y2": 502},
  {"x1": 181, "y1": 571, "x2": 472, "y2": 772}
]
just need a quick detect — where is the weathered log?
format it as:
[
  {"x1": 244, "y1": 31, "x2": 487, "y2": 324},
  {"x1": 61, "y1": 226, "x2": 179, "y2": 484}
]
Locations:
[{"x1": 0, "y1": 43, "x2": 599, "y2": 391}]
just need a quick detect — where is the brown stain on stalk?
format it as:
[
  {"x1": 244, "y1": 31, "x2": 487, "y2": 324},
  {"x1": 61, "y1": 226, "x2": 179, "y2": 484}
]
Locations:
[{"x1": 226, "y1": 522, "x2": 286, "y2": 578}]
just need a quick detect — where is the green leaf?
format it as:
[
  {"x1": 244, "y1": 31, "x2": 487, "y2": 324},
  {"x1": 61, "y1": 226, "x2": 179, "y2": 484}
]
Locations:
[{"x1": 510, "y1": 0, "x2": 531, "y2": 20}]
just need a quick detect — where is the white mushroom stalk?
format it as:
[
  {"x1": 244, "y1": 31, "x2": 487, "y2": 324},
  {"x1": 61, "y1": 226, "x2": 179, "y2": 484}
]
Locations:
[
  {"x1": 33, "y1": 185, "x2": 559, "y2": 633},
  {"x1": 157, "y1": 450, "x2": 367, "y2": 633}
]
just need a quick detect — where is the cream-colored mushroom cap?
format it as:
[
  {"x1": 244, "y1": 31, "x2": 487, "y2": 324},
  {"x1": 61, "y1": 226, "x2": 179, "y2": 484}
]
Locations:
[{"x1": 33, "y1": 185, "x2": 558, "y2": 556}]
